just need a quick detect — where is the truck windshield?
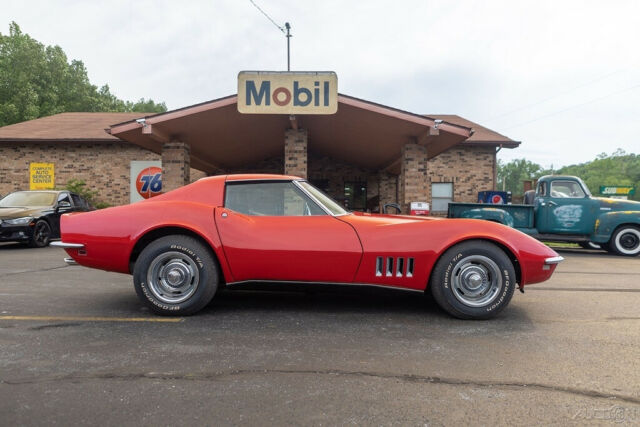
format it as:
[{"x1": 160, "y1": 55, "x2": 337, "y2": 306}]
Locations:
[{"x1": 576, "y1": 177, "x2": 592, "y2": 196}]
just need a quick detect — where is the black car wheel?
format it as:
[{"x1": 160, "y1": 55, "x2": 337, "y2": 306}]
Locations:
[
  {"x1": 29, "y1": 220, "x2": 52, "y2": 248},
  {"x1": 429, "y1": 241, "x2": 516, "y2": 320},
  {"x1": 133, "y1": 235, "x2": 219, "y2": 315}
]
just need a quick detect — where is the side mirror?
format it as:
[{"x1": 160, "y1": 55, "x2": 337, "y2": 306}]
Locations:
[{"x1": 57, "y1": 201, "x2": 72, "y2": 211}]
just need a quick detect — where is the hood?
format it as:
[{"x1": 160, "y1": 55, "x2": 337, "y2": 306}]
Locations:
[
  {"x1": 595, "y1": 197, "x2": 640, "y2": 212},
  {"x1": 0, "y1": 206, "x2": 51, "y2": 219}
]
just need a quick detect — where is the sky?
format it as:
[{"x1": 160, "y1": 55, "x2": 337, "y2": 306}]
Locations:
[{"x1": 3, "y1": 0, "x2": 640, "y2": 169}]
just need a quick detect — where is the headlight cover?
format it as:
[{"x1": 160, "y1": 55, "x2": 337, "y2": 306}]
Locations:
[{"x1": 4, "y1": 216, "x2": 34, "y2": 226}]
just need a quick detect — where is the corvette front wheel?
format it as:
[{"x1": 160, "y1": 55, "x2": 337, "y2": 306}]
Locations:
[
  {"x1": 430, "y1": 241, "x2": 516, "y2": 320},
  {"x1": 133, "y1": 235, "x2": 219, "y2": 315}
]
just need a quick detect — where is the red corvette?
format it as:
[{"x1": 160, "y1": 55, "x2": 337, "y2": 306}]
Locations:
[{"x1": 52, "y1": 174, "x2": 562, "y2": 319}]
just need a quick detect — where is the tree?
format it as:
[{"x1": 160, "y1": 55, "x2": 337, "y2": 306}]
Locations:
[
  {"x1": 497, "y1": 158, "x2": 545, "y2": 195},
  {"x1": 498, "y1": 150, "x2": 640, "y2": 201},
  {"x1": 0, "y1": 22, "x2": 166, "y2": 127}
]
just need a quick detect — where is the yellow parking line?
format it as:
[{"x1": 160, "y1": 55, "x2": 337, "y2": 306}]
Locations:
[{"x1": 0, "y1": 315, "x2": 183, "y2": 323}]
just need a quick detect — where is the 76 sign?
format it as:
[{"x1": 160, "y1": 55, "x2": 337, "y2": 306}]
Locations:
[{"x1": 136, "y1": 166, "x2": 163, "y2": 199}]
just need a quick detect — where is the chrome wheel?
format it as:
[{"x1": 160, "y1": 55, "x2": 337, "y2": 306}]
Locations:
[
  {"x1": 450, "y1": 255, "x2": 503, "y2": 307},
  {"x1": 147, "y1": 251, "x2": 200, "y2": 304}
]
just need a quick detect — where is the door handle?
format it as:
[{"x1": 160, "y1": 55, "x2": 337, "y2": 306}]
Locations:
[{"x1": 548, "y1": 201, "x2": 558, "y2": 207}]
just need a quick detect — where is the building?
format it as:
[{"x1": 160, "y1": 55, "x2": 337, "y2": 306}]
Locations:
[{"x1": 0, "y1": 94, "x2": 519, "y2": 212}]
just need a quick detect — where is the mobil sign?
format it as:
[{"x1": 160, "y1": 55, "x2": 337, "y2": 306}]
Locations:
[{"x1": 238, "y1": 71, "x2": 338, "y2": 115}]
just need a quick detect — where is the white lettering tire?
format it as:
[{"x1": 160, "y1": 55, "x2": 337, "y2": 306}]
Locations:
[
  {"x1": 133, "y1": 235, "x2": 219, "y2": 315},
  {"x1": 429, "y1": 241, "x2": 516, "y2": 320}
]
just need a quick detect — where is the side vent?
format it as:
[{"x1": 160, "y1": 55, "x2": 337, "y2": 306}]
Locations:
[
  {"x1": 396, "y1": 258, "x2": 404, "y2": 277},
  {"x1": 375, "y1": 256, "x2": 415, "y2": 278},
  {"x1": 376, "y1": 257, "x2": 383, "y2": 277}
]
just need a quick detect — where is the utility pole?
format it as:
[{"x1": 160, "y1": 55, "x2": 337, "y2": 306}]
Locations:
[{"x1": 285, "y1": 22, "x2": 291, "y2": 71}]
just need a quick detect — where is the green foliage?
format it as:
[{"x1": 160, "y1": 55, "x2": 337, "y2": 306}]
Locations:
[
  {"x1": 496, "y1": 158, "x2": 546, "y2": 195},
  {"x1": 498, "y1": 149, "x2": 640, "y2": 201},
  {"x1": 64, "y1": 178, "x2": 110, "y2": 209},
  {"x1": 556, "y1": 149, "x2": 640, "y2": 201},
  {"x1": 0, "y1": 22, "x2": 166, "y2": 127}
]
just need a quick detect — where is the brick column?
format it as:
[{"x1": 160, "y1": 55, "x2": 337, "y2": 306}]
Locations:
[
  {"x1": 284, "y1": 129, "x2": 307, "y2": 178},
  {"x1": 162, "y1": 141, "x2": 190, "y2": 192},
  {"x1": 378, "y1": 171, "x2": 398, "y2": 211},
  {"x1": 399, "y1": 143, "x2": 429, "y2": 213}
]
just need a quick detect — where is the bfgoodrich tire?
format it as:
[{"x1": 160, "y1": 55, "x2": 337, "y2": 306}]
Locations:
[
  {"x1": 609, "y1": 226, "x2": 640, "y2": 257},
  {"x1": 133, "y1": 235, "x2": 219, "y2": 315},
  {"x1": 429, "y1": 241, "x2": 516, "y2": 320}
]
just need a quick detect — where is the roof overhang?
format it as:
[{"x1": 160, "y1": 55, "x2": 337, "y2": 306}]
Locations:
[{"x1": 108, "y1": 94, "x2": 473, "y2": 174}]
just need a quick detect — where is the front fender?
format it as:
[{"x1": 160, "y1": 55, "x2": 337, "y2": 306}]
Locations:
[
  {"x1": 460, "y1": 208, "x2": 515, "y2": 228},
  {"x1": 593, "y1": 211, "x2": 640, "y2": 243}
]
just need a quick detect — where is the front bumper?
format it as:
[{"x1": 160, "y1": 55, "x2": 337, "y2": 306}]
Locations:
[{"x1": 0, "y1": 224, "x2": 34, "y2": 243}]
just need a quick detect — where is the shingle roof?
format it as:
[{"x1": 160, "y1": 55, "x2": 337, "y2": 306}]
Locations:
[
  {"x1": 0, "y1": 112, "x2": 145, "y2": 141},
  {"x1": 426, "y1": 114, "x2": 520, "y2": 147}
]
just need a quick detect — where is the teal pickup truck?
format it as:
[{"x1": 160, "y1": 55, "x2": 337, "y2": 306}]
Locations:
[{"x1": 448, "y1": 175, "x2": 640, "y2": 256}]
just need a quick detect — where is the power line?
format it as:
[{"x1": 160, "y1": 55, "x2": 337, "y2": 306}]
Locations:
[
  {"x1": 502, "y1": 82, "x2": 640, "y2": 130},
  {"x1": 248, "y1": 0, "x2": 285, "y2": 33},
  {"x1": 484, "y1": 70, "x2": 622, "y2": 122}
]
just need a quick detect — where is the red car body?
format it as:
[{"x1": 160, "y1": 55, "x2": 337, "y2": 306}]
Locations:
[{"x1": 56, "y1": 174, "x2": 562, "y2": 318}]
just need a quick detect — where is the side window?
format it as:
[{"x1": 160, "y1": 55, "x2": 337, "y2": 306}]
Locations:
[
  {"x1": 550, "y1": 181, "x2": 585, "y2": 198},
  {"x1": 225, "y1": 182, "x2": 326, "y2": 216},
  {"x1": 538, "y1": 182, "x2": 547, "y2": 197},
  {"x1": 71, "y1": 194, "x2": 83, "y2": 208}
]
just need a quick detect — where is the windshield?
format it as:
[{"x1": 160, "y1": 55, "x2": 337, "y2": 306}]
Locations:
[
  {"x1": 576, "y1": 177, "x2": 592, "y2": 197},
  {"x1": 298, "y1": 181, "x2": 349, "y2": 216},
  {"x1": 0, "y1": 192, "x2": 57, "y2": 207}
]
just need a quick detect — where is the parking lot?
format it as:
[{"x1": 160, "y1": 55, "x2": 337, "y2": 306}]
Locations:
[{"x1": 1, "y1": 244, "x2": 639, "y2": 425}]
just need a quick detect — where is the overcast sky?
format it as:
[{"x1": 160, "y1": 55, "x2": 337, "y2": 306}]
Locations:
[{"x1": 4, "y1": 0, "x2": 640, "y2": 168}]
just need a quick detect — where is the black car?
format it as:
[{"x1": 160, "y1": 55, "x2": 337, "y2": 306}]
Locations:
[{"x1": 0, "y1": 190, "x2": 93, "y2": 247}]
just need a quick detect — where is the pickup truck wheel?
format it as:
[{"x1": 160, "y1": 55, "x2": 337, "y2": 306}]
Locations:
[
  {"x1": 610, "y1": 226, "x2": 640, "y2": 256},
  {"x1": 133, "y1": 235, "x2": 219, "y2": 315},
  {"x1": 430, "y1": 241, "x2": 516, "y2": 319}
]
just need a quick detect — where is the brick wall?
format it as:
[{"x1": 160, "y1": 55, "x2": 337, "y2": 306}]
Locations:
[
  {"x1": 0, "y1": 141, "x2": 206, "y2": 206},
  {"x1": 399, "y1": 143, "x2": 429, "y2": 213},
  {"x1": 428, "y1": 145, "x2": 495, "y2": 203}
]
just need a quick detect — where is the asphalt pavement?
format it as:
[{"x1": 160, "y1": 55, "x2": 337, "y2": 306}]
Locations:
[{"x1": 0, "y1": 243, "x2": 639, "y2": 426}]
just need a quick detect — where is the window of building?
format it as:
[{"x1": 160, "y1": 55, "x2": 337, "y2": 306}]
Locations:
[
  {"x1": 224, "y1": 181, "x2": 326, "y2": 216},
  {"x1": 431, "y1": 183, "x2": 453, "y2": 212},
  {"x1": 344, "y1": 182, "x2": 367, "y2": 211}
]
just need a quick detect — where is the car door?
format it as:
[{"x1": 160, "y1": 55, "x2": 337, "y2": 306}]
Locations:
[
  {"x1": 538, "y1": 180, "x2": 598, "y2": 235},
  {"x1": 215, "y1": 180, "x2": 362, "y2": 283}
]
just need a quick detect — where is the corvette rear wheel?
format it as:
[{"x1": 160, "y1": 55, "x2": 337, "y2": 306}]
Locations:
[
  {"x1": 430, "y1": 241, "x2": 516, "y2": 320},
  {"x1": 133, "y1": 235, "x2": 219, "y2": 315},
  {"x1": 610, "y1": 226, "x2": 640, "y2": 256}
]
